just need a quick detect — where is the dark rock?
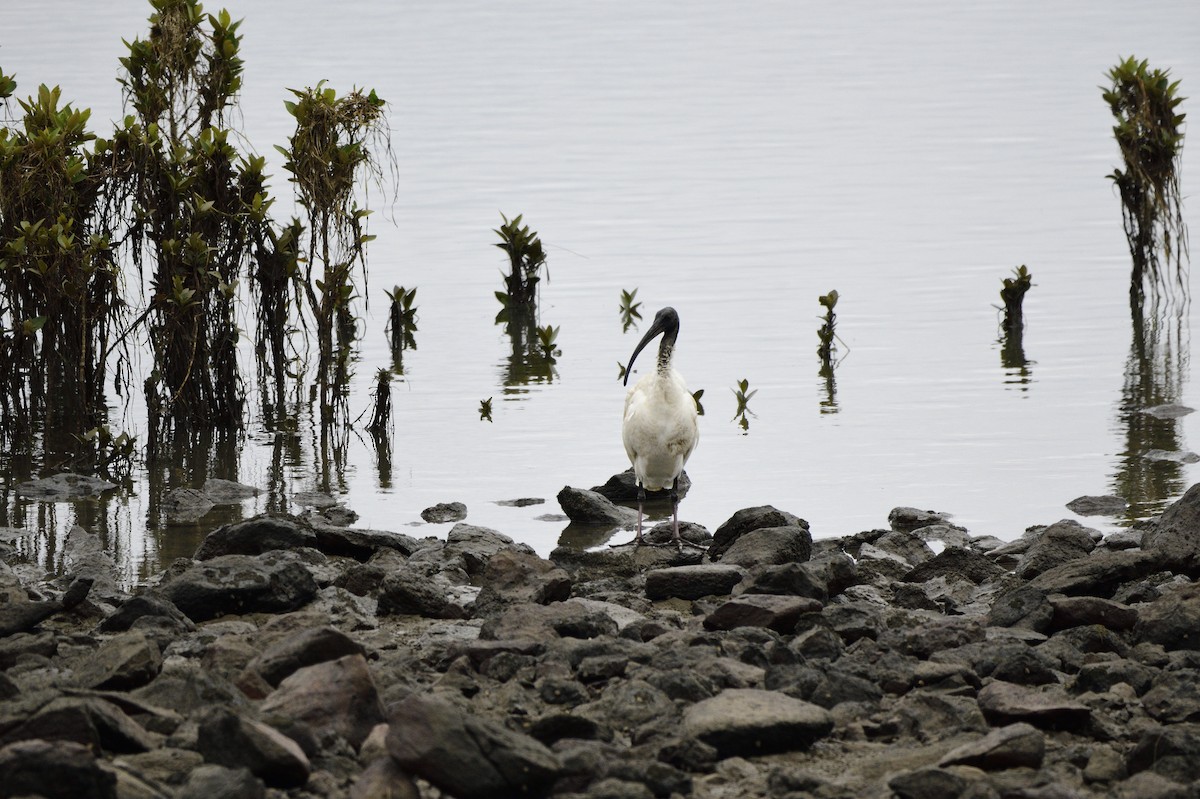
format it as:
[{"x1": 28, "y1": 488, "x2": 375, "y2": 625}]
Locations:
[
  {"x1": 0, "y1": 694, "x2": 159, "y2": 754},
  {"x1": 891, "y1": 691, "x2": 988, "y2": 741},
  {"x1": 528, "y1": 713, "x2": 613, "y2": 745},
  {"x1": 703, "y1": 594, "x2": 822, "y2": 634},
  {"x1": 202, "y1": 478, "x2": 261, "y2": 502},
  {"x1": 243, "y1": 626, "x2": 365, "y2": 687},
  {"x1": 73, "y1": 630, "x2": 162, "y2": 690},
  {"x1": 164, "y1": 488, "x2": 216, "y2": 524},
  {"x1": 16, "y1": 472, "x2": 117, "y2": 499},
  {"x1": 158, "y1": 551, "x2": 319, "y2": 622},
  {"x1": 681, "y1": 688, "x2": 833, "y2": 757},
  {"x1": 444, "y1": 523, "x2": 534, "y2": 576},
  {"x1": 888, "y1": 507, "x2": 951, "y2": 532},
  {"x1": 990, "y1": 647, "x2": 1060, "y2": 686},
  {"x1": 377, "y1": 569, "x2": 463, "y2": 619},
  {"x1": 556, "y1": 486, "x2": 638, "y2": 526},
  {"x1": 421, "y1": 501, "x2": 467, "y2": 523},
  {"x1": 888, "y1": 768, "x2": 968, "y2": 799},
  {"x1": 1072, "y1": 659, "x2": 1155, "y2": 696},
  {"x1": 313, "y1": 525, "x2": 422, "y2": 560},
  {"x1": 100, "y1": 592, "x2": 194, "y2": 634},
  {"x1": 387, "y1": 693, "x2": 560, "y2": 799},
  {"x1": 1135, "y1": 583, "x2": 1200, "y2": 650},
  {"x1": 259, "y1": 654, "x2": 384, "y2": 749},
  {"x1": 0, "y1": 738, "x2": 118, "y2": 799},
  {"x1": 797, "y1": 601, "x2": 882, "y2": 643},
  {"x1": 132, "y1": 661, "x2": 249, "y2": 716},
  {"x1": 1127, "y1": 724, "x2": 1200, "y2": 783},
  {"x1": 708, "y1": 506, "x2": 808, "y2": 561},
  {"x1": 977, "y1": 680, "x2": 1091, "y2": 730},
  {"x1": 1144, "y1": 482, "x2": 1200, "y2": 574},
  {"x1": 577, "y1": 679, "x2": 676, "y2": 733},
  {"x1": 738, "y1": 562, "x2": 828, "y2": 600},
  {"x1": 1014, "y1": 519, "x2": 1098, "y2": 580},
  {"x1": 717, "y1": 525, "x2": 813, "y2": 568},
  {"x1": 788, "y1": 626, "x2": 845, "y2": 661},
  {"x1": 988, "y1": 583, "x2": 1054, "y2": 631},
  {"x1": 195, "y1": 706, "x2": 310, "y2": 789},
  {"x1": 1067, "y1": 495, "x2": 1129, "y2": 516},
  {"x1": 590, "y1": 468, "x2": 690, "y2": 503},
  {"x1": 903, "y1": 546, "x2": 1006, "y2": 585},
  {"x1": 645, "y1": 564, "x2": 744, "y2": 600},
  {"x1": 1141, "y1": 670, "x2": 1200, "y2": 723},
  {"x1": 938, "y1": 722, "x2": 1045, "y2": 769},
  {"x1": 1048, "y1": 594, "x2": 1138, "y2": 632},
  {"x1": 177, "y1": 764, "x2": 265, "y2": 799},
  {"x1": 0, "y1": 576, "x2": 92, "y2": 637},
  {"x1": 472, "y1": 549, "x2": 572, "y2": 617},
  {"x1": 194, "y1": 515, "x2": 317, "y2": 559},
  {"x1": 480, "y1": 600, "x2": 619, "y2": 641}
]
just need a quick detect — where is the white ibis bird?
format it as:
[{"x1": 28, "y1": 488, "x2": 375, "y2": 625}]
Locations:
[{"x1": 621, "y1": 306, "x2": 699, "y2": 546}]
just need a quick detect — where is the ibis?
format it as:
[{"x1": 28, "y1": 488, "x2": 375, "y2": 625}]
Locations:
[{"x1": 621, "y1": 306, "x2": 699, "y2": 546}]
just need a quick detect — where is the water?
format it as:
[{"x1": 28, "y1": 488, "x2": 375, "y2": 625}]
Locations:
[{"x1": 3, "y1": 0, "x2": 1200, "y2": 585}]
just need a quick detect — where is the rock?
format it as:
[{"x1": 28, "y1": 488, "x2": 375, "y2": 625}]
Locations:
[
  {"x1": 472, "y1": 550, "x2": 572, "y2": 617},
  {"x1": 1014, "y1": 519, "x2": 1098, "y2": 579},
  {"x1": 202, "y1": 478, "x2": 262, "y2": 503},
  {"x1": 0, "y1": 738, "x2": 118, "y2": 799},
  {"x1": 938, "y1": 722, "x2": 1045, "y2": 769},
  {"x1": 421, "y1": 501, "x2": 467, "y2": 523},
  {"x1": 387, "y1": 693, "x2": 561, "y2": 799},
  {"x1": 377, "y1": 569, "x2": 463, "y2": 619},
  {"x1": 1134, "y1": 583, "x2": 1200, "y2": 650},
  {"x1": 73, "y1": 630, "x2": 163, "y2": 690},
  {"x1": 1072, "y1": 659, "x2": 1155, "y2": 696},
  {"x1": 1028, "y1": 548, "x2": 1162, "y2": 597},
  {"x1": 243, "y1": 626, "x2": 366, "y2": 687},
  {"x1": 1048, "y1": 594, "x2": 1138, "y2": 632},
  {"x1": 64, "y1": 526, "x2": 122, "y2": 599},
  {"x1": 718, "y1": 526, "x2": 813, "y2": 568},
  {"x1": 681, "y1": 688, "x2": 833, "y2": 758},
  {"x1": 977, "y1": 680, "x2": 1091, "y2": 729},
  {"x1": 194, "y1": 515, "x2": 317, "y2": 559},
  {"x1": 887, "y1": 768, "x2": 968, "y2": 799},
  {"x1": 259, "y1": 654, "x2": 385, "y2": 749},
  {"x1": 313, "y1": 526, "x2": 423, "y2": 560},
  {"x1": 350, "y1": 757, "x2": 420, "y2": 799},
  {"x1": 703, "y1": 594, "x2": 822, "y2": 634},
  {"x1": 176, "y1": 764, "x2": 265, "y2": 799},
  {"x1": 590, "y1": 468, "x2": 690, "y2": 502},
  {"x1": 157, "y1": 551, "x2": 319, "y2": 622},
  {"x1": 1127, "y1": 724, "x2": 1200, "y2": 783},
  {"x1": 0, "y1": 575, "x2": 93, "y2": 637},
  {"x1": 888, "y1": 507, "x2": 951, "y2": 532},
  {"x1": 708, "y1": 506, "x2": 808, "y2": 561},
  {"x1": 16, "y1": 472, "x2": 117, "y2": 499},
  {"x1": 1067, "y1": 495, "x2": 1129, "y2": 516},
  {"x1": 1142, "y1": 403, "x2": 1195, "y2": 419},
  {"x1": 0, "y1": 694, "x2": 160, "y2": 754},
  {"x1": 480, "y1": 600, "x2": 619, "y2": 641},
  {"x1": 444, "y1": 523, "x2": 534, "y2": 576},
  {"x1": 132, "y1": 660, "x2": 249, "y2": 716},
  {"x1": 645, "y1": 564, "x2": 745, "y2": 600},
  {"x1": 902, "y1": 546, "x2": 1005, "y2": 585},
  {"x1": 738, "y1": 562, "x2": 829, "y2": 600},
  {"x1": 163, "y1": 488, "x2": 216, "y2": 524},
  {"x1": 1144, "y1": 483, "x2": 1200, "y2": 574},
  {"x1": 100, "y1": 593, "x2": 194, "y2": 634},
  {"x1": 1141, "y1": 670, "x2": 1200, "y2": 723},
  {"x1": 556, "y1": 486, "x2": 639, "y2": 526},
  {"x1": 195, "y1": 706, "x2": 310, "y2": 789}
]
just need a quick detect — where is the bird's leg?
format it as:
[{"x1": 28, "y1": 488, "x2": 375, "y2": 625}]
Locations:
[
  {"x1": 670, "y1": 477, "x2": 681, "y2": 550},
  {"x1": 634, "y1": 483, "x2": 646, "y2": 543}
]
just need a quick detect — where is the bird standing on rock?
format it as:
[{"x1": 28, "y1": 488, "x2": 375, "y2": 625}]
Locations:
[{"x1": 621, "y1": 306, "x2": 699, "y2": 546}]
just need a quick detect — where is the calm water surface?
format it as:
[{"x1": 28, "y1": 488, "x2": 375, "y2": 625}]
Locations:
[{"x1": 2, "y1": 1, "x2": 1200, "y2": 584}]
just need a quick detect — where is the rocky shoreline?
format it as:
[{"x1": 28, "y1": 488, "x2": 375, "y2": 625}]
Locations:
[{"x1": 4, "y1": 476, "x2": 1200, "y2": 799}]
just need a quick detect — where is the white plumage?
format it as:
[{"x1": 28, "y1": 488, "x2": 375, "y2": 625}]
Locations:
[{"x1": 621, "y1": 307, "x2": 699, "y2": 545}]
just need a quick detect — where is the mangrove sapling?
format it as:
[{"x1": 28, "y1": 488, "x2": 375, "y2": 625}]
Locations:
[
  {"x1": 494, "y1": 213, "x2": 547, "y2": 338},
  {"x1": 0, "y1": 83, "x2": 124, "y2": 441},
  {"x1": 385, "y1": 285, "x2": 418, "y2": 367},
  {"x1": 479, "y1": 397, "x2": 494, "y2": 422},
  {"x1": 536, "y1": 324, "x2": 560, "y2": 362},
  {"x1": 1102, "y1": 56, "x2": 1188, "y2": 307},
  {"x1": 817, "y1": 290, "x2": 839, "y2": 363},
  {"x1": 277, "y1": 80, "x2": 390, "y2": 423},
  {"x1": 999, "y1": 265, "x2": 1032, "y2": 332}
]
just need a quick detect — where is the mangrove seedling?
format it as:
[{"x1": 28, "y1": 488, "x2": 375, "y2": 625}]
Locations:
[
  {"x1": 619, "y1": 288, "x2": 643, "y2": 332},
  {"x1": 1000, "y1": 265, "x2": 1032, "y2": 332},
  {"x1": 385, "y1": 284, "x2": 418, "y2": 353},
  {"x1": 1102, "y1": 56, "x2": 1188, "y2": 306},
  {"x1": 493, "y1": 213, "x2": 546, "y2": 327},
  {"x1": 479, "y1": 397, "x2": 493, "y2": 422},
  {"x1": 536, "y1": 324, "x2": 560, "y2": 361},
  {"x1": 817, "y1": 290, "x2": 839, "y2": 362}
]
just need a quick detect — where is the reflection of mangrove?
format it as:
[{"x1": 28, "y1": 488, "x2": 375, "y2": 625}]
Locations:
[
  {"x1": 501, "y1": 331, "x2": 558, "y2": 393},
  {"x1": 819, "y1": 360, "x2": 839, "y2": 414},
  {"x1": 619, "y1": 288, "x2": 644, "y2": 333},
  {"x1": 999, "y1": 324, "x2": 1034, "y2": 391},
  {"x1": 733, "y1": 379, "x2": 756, "y2": 432},
  {"x1": 817, "y1": 291, "x2": 842, "y2": 414},
  {"x1": 385, "y1": 285, "x2": 418, "y2": 374},
  {"x1": 1110, "y1": 309, "x2": 1190, "y2": 523}
]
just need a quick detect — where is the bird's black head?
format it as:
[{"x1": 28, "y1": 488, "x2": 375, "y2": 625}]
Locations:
[{"x1": 624, "y1": 306, "x2": 681, "y2": 386}]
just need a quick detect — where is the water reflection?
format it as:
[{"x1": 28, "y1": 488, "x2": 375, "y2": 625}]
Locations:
[
  {"x1": 999, "y1": 324, "x2": 1034, "y2": 391},
  {"x1": 1110, "y1": 308, "x2": 1191, "y2": 523}
]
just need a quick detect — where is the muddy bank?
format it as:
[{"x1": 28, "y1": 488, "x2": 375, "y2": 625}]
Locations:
[{"x1": 3, "y1": 481, "x2": 1200, "y2": 798}]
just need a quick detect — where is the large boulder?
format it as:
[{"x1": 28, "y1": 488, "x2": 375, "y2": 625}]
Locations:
[
  {"x1": 708, "y1": 506, "x2": 808, "y2": 561},
  {"x1": 157, "y1": 551, "x2": 319, "y2": 622},
  {"x1": 1143, "y1": 482, "x2": 1200, "y2": 574},
  {"x1": 718, "y1": 526, "x2": 812, "y2": 568},
  {"x1": 259, "y1": 654, "x2": 385, "y2": 749},
  {"x1": 387, "y1": 693, "x2": 560, "y2": 799},
  {"x1": 194, "y1": 515, "x2": 317, "y2": 559},
  {"x1": 681, "y1": 688, "x2": 833, "y2": 757}
]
